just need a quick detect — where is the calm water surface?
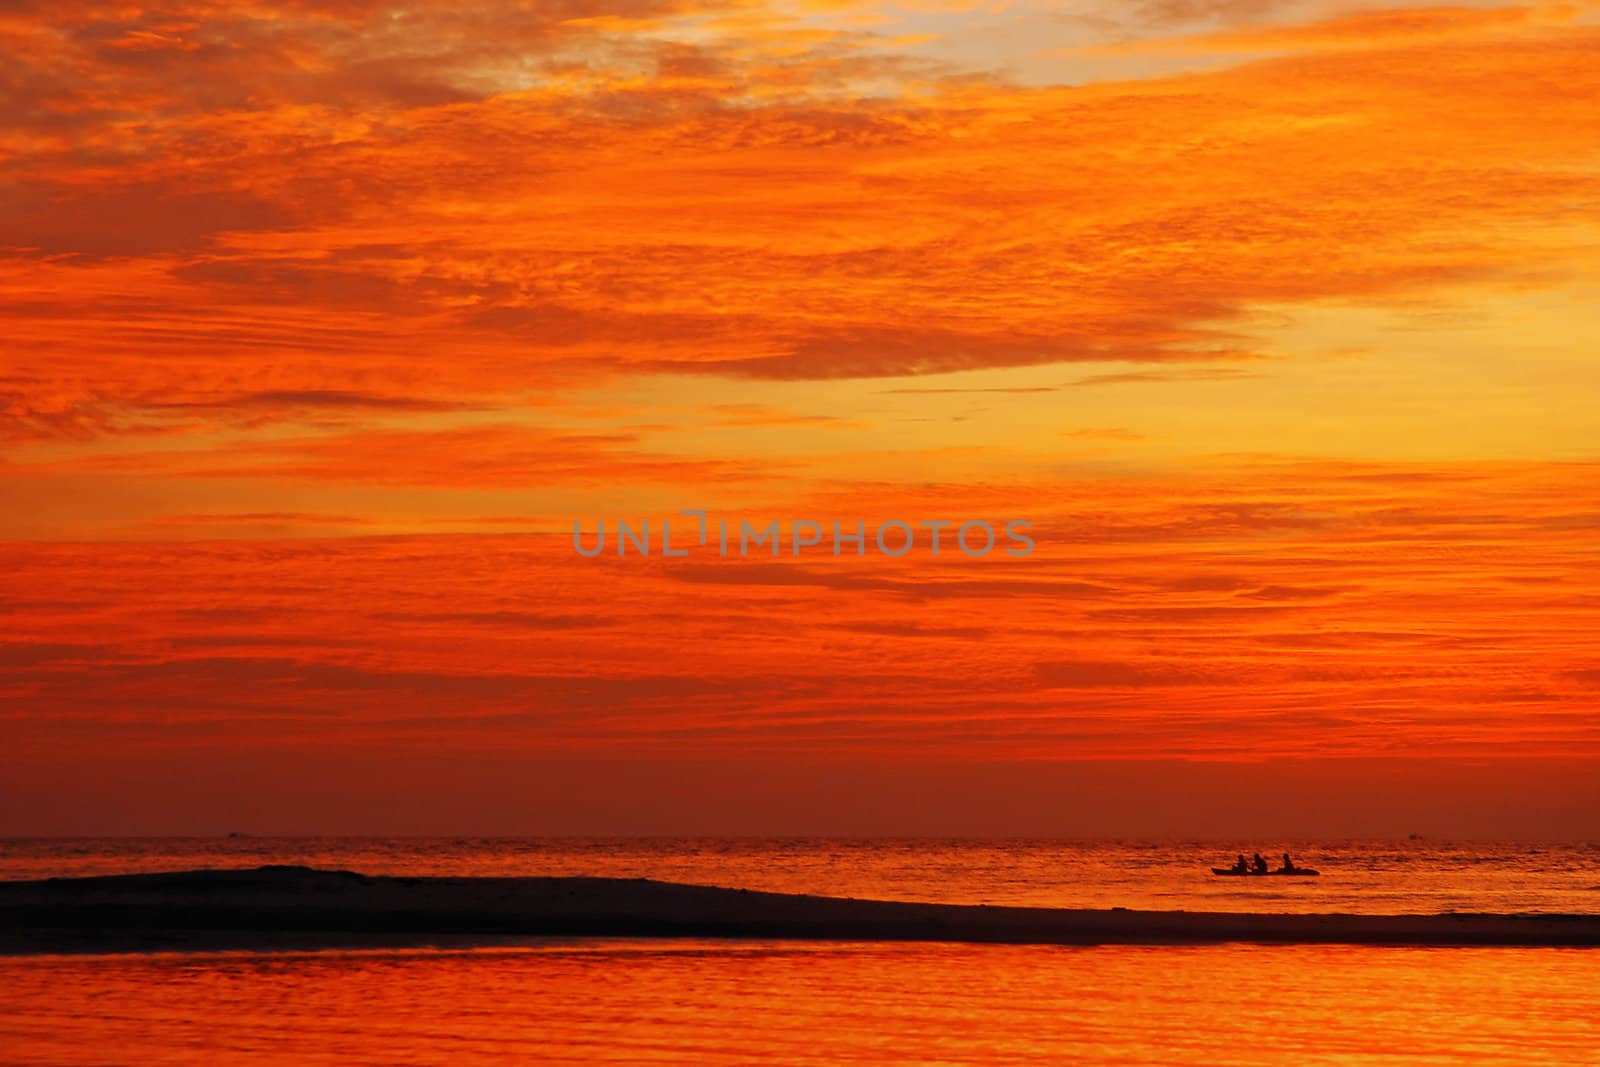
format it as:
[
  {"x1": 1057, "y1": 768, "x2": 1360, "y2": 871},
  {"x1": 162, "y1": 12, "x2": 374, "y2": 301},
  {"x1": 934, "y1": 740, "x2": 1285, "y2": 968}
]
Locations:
[
  {"x1": 5, "y1": 840, "x2": 1597, "y2": 1065},
  {"x1": 3, "y1": 941, "x2": 1597, "y2": 1065},
  {"x1": 4, "y1": 837, "x2": 1599, "y2": 914}
]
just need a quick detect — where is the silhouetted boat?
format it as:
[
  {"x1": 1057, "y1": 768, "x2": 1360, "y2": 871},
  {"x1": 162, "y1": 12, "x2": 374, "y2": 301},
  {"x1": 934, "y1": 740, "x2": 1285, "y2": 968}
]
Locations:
[{"x1": 1211, "y1": 867, "x2": 1320, "y2": 877}]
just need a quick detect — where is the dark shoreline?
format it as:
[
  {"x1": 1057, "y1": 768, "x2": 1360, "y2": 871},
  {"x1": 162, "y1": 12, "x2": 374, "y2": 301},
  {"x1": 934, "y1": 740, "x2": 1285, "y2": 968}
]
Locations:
[{"x1": 3, "y1": 865, "x2": 1597, "y2": 955}]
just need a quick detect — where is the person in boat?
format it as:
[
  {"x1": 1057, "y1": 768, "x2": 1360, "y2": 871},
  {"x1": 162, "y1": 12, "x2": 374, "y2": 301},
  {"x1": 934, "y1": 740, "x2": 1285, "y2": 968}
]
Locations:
[
  {"x1": 1280, "y1": 853, "x2": 1297, "y2": 873},
  {"x1": 1233, "y1": 854, "x2": 1249, "y2": 874},
  {"x1": 1252, "y1": 852, "x2": 1268, "y2": 874}
]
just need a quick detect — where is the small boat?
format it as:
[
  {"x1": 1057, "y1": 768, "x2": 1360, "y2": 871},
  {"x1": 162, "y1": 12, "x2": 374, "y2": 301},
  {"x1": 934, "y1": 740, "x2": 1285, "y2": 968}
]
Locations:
[{"x1": 1211, "y1": 867, "x2": 1319, "y2": 877}]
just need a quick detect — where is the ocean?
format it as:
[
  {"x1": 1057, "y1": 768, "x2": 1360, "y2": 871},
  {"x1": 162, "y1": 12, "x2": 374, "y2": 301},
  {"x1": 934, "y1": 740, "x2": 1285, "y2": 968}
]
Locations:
[
  {"x1": 3, "y1": 838, "x2": 1598, "y2": 1065},
  {"x1": 5, "y1": 836, "x2": 1599, "y2": 914}
]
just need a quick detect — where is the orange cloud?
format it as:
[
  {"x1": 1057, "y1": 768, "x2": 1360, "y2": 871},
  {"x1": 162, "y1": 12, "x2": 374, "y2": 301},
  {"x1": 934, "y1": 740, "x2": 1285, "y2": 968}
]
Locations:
[
  {"x1": 4, "y1": 1, "x2": 1598, "y2": 451},
  {"x1": 4, "y1": 458, "x2": 1598, "y2": 764},
  {"x1": 4, "y1": 2, "x2": 1599, "y2": 833},
  {"x1": 1074, "y1": 3, "x2": 1584, "y2": 55}
]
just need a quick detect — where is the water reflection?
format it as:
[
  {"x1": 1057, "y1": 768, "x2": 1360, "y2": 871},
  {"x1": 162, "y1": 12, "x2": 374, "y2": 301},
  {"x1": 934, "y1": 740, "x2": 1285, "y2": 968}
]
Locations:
[{"x1": 3, "y1": 942, "x2": 1597, "y2": 1065}]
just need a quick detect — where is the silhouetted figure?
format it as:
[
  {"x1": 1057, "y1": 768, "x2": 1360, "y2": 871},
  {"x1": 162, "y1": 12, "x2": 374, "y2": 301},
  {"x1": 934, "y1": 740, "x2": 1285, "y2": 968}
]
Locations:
[
  {"x1": 1280, "y1": 853, "x2": 1296, "y2": 873},
  {"x1": 1252, "y1": 852, "x2": 1268, "y2": 874},
  {"x1": 1233, "y1": 854, "x2": 1249, "y2": 874}
]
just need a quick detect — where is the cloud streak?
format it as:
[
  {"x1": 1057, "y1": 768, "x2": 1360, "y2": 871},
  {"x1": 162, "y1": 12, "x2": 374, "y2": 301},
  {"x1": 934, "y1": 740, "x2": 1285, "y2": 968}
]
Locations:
[{"x1": 3, "y1": 1, "x2": 1597, "y2": 450}]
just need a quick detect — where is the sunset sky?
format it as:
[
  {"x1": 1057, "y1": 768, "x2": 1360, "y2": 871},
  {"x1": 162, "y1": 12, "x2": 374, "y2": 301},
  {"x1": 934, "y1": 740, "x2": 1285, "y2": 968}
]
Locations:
[{"x1": 3, "y1": 0, "x2": 1599, "y2": 836}]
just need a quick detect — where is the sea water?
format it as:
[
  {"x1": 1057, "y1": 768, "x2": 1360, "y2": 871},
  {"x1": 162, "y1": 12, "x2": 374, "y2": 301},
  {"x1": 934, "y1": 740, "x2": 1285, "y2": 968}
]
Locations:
[
  {"x1": 4, "y1": 836, "x2": 1598, "y2": 914},
  {"x1": 4, "y1": 838, "x2": 1598, "y2": 1065},
  {"x1": 2, "y1": 942, "x2": 1597, "y2": 1065}
]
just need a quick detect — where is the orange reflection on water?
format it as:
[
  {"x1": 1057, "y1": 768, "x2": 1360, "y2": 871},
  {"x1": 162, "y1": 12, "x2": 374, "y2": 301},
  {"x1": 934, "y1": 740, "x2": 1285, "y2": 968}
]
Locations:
[{"x1": 3, "y1": 942, "x2": 1596, "y2": 1065}]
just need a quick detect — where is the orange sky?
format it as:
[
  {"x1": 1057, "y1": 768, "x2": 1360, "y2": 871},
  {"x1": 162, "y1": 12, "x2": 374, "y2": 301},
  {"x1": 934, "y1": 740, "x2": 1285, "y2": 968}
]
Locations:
[{"x1": 3, "y1": 0, "x2": 1599, "y2": 835}]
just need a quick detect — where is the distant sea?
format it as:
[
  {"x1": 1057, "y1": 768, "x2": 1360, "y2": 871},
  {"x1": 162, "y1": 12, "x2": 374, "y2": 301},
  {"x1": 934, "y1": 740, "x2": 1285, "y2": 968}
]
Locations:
[
  {"x1": 5, "y1": 836, "x2": 1600, "y2": 914},
  {"x1": 4, "y1": 838, "x2": 1598, "y2": 1065}
]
